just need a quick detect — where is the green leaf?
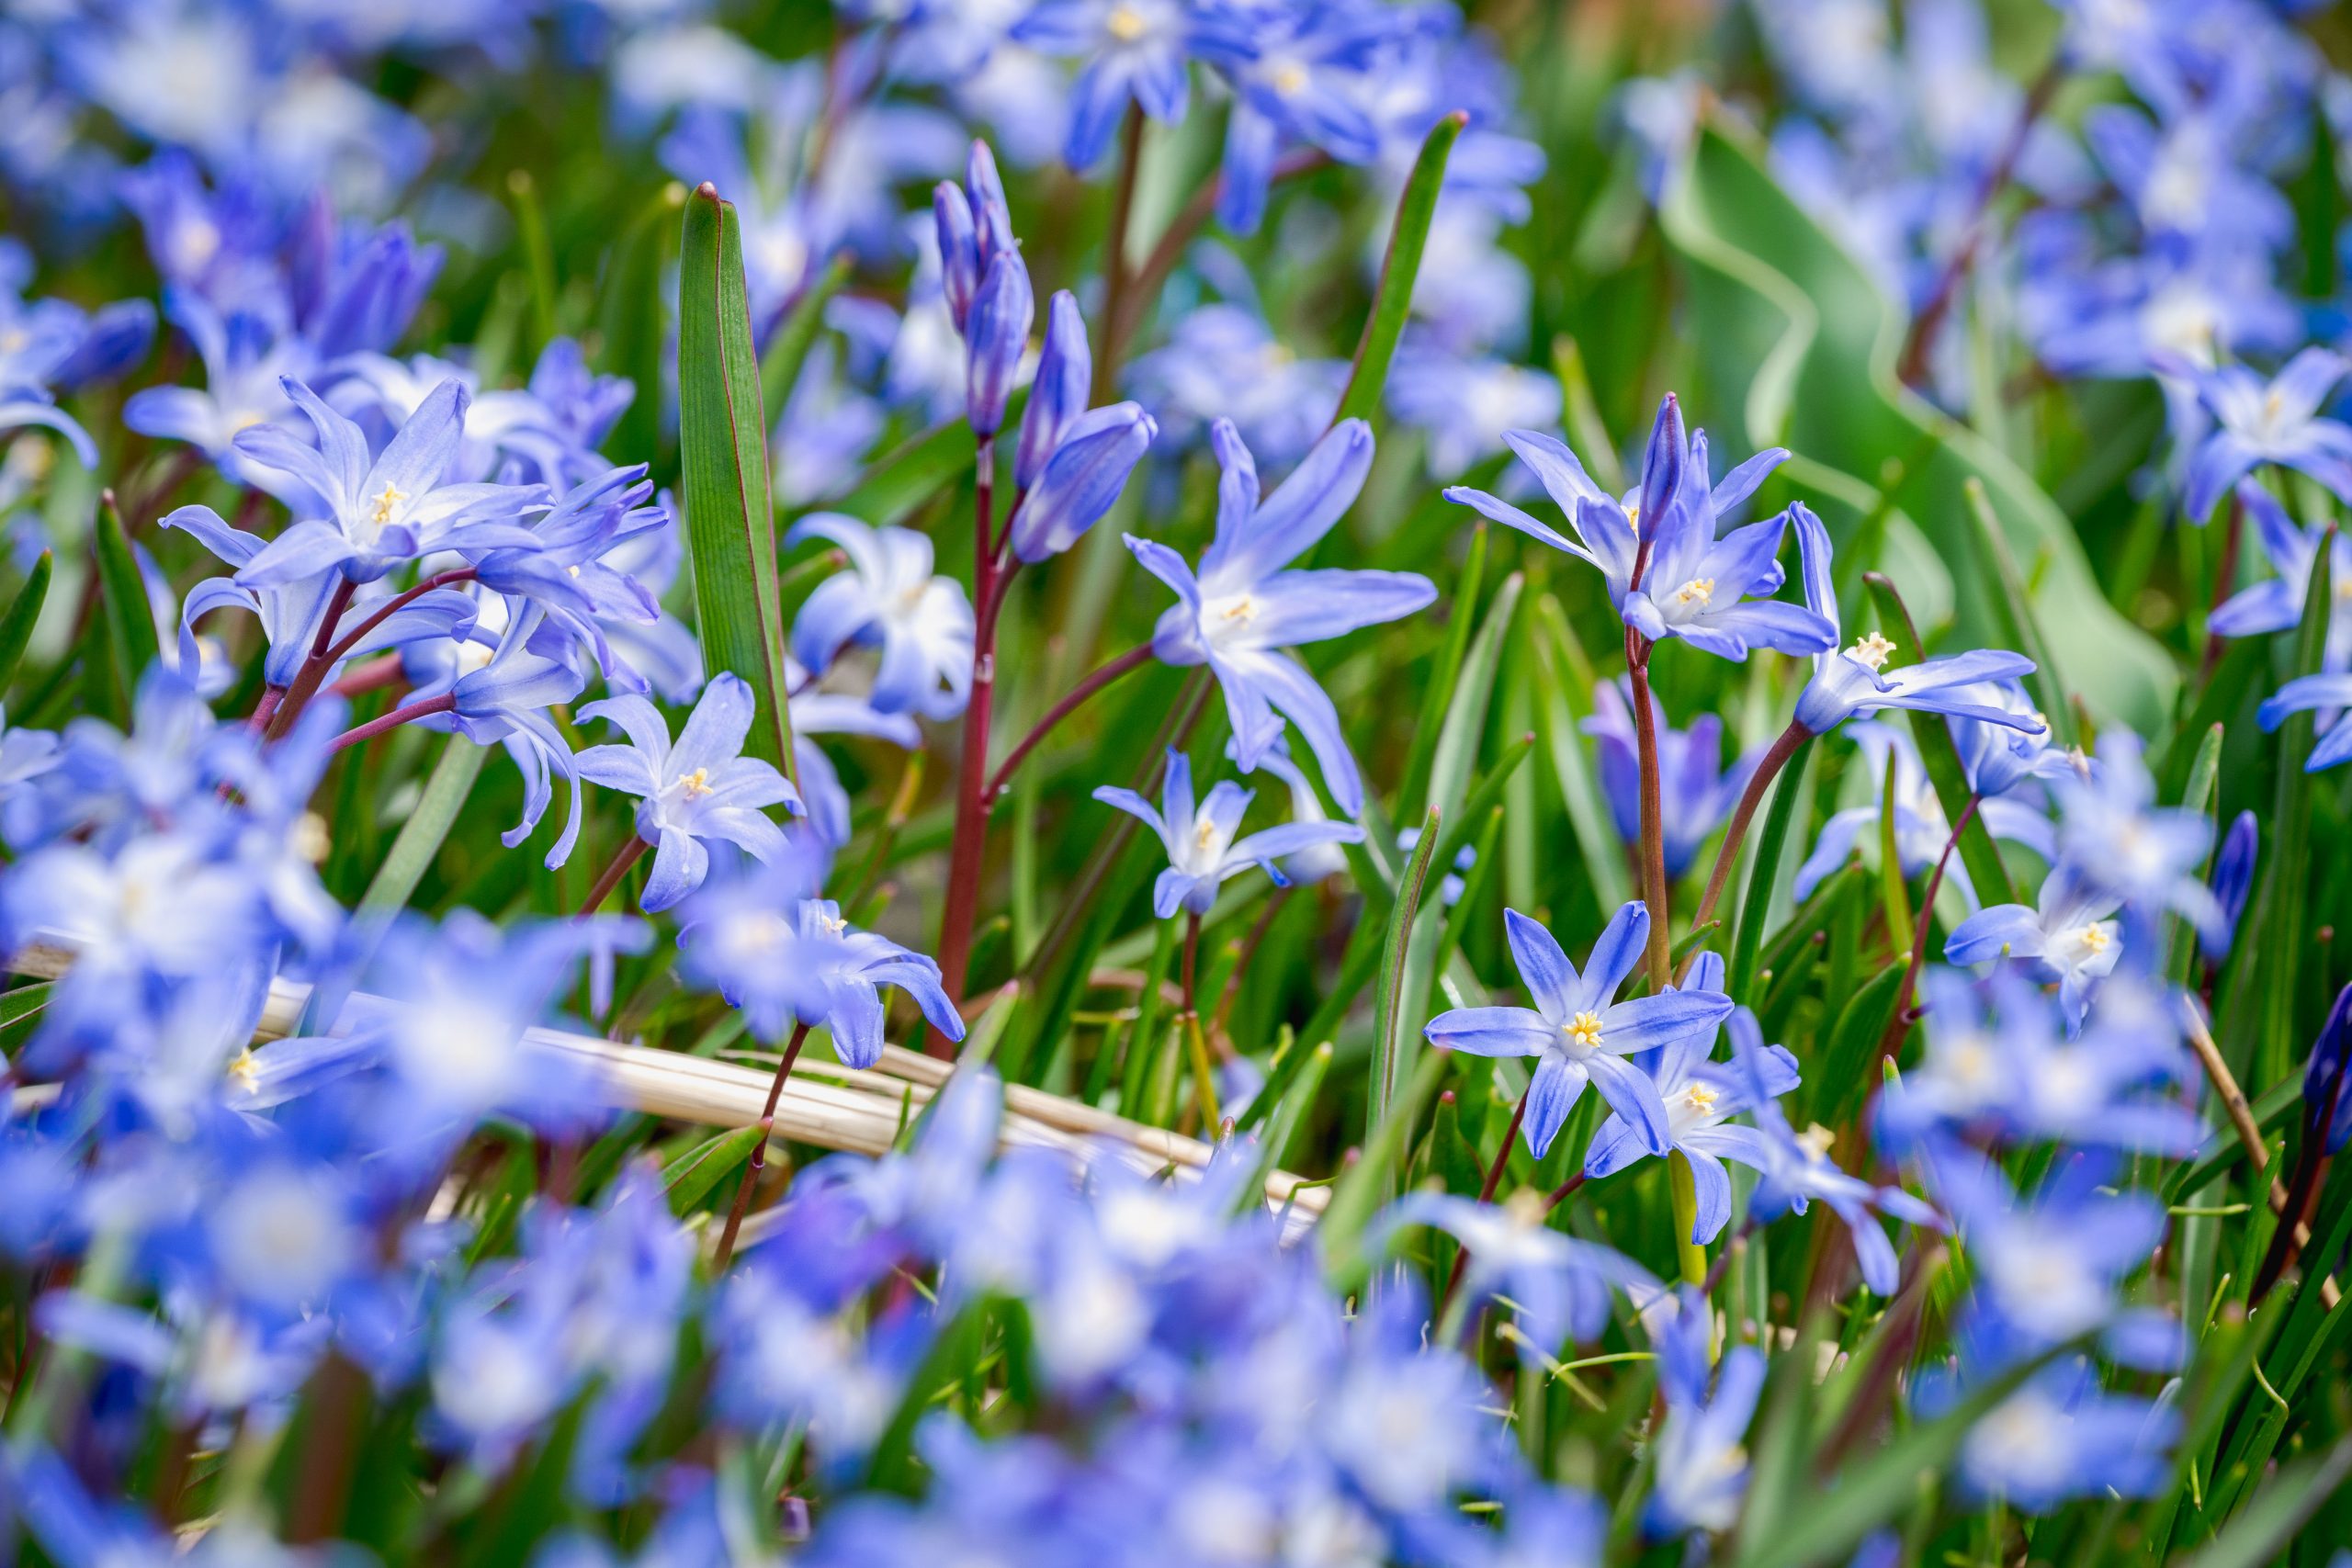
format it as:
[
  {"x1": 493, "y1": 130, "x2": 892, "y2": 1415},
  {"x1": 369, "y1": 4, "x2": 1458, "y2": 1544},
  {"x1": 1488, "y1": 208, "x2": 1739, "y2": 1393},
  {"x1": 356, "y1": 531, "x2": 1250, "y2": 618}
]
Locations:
[
  {"x1": 662, "y1": 1123, "x2": 769, "y2": 1216},
  {"x1": 1530, "y1": 595, "x2": 1634, "y2": 912},
  {"x1": 820, "y1": 417, "x2": 980, "y2": 530},
  {"x1": 0, "y1": 551, "x2": 51, "y2": 694},
  {"x1": 2160, "y1": 1076, "x2": 2299, "y2": 1205},
  {"x1": 1331, "y1": 111, "x2": 1464, "y2": 428},
  {"x1": 1, "y1": 981, "x2": 53, "y2": 1055},
  {"x1": 1875, "y1": 754, "x2": 1912, "y2": 954},
  {"x1": 760, "y1": 252, "x2": 850, "y2": 433},
  {"x1": 359, "y1": 737, "x2": 487, "y2": 916},
  {"x1": 505, "y1": 169, "x2": 559, "y2": 355},
  {"x1": 1862, "y1": 571, "x2": 2013, "y2": 907},
  {"x1": 1728, "y1": 750, "x2": 1809, "y2": 1002},
  {"x1": 1367, "y1": 806, "x2": 1443, "y2": 1188},
  {"x1": 2165, "y1": 722, "x2": 2225, "y2": 983},
  {"x1": 93, "y1": 498, "x2": 160, "y2": 725},
  {"x1": 1657, "y1": 120, "x2": 2171, "y2": 728},
  {"x1": 598, "y1": 183, "x2": 686, "y2": 468},
  {"x1": 1397, "y1": 523, "x2": 1487, "y2": 816},
  {"x1": 865, "y1": 1300, "x2": 989, "y2": 1495},
  {"x1": 2248, "y1": 526, "x2": 2333, "y2": 1088},
  {"x1": 1322, "y1": 1044, "x2": 1450, "y2": 1280},
  {"x1": 2179, "y1": 1438, "x2": 2352, "y2": 1568},
  {"x1": 677, "y1": 184, "x2": 796, "y2": 780},
  {"x1": 1960, "y1": 477, "x2": 2077, "y2": 750},
  {"x1": 1245, "y1": 1041, "x2": 1333, "y2": 1212}
]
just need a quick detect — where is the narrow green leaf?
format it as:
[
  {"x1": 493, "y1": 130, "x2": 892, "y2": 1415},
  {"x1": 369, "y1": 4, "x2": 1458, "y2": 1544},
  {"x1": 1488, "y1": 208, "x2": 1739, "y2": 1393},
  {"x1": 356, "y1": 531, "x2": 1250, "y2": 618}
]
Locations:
[
  {"x1": 662, "y1": 1123, "x2": 768, "y2": 1216},
  {"x1": 0, "y1": 551, "x2": 51, "y2": 694},
  {"x1": 820, "y1": 416, "x2": 980, "y2": 530},
  {"x1": 1531, "y1": 595, "x2": 1634, "y2": 912},
  {"x1": 678, "y1": 184, "x2": 796, "y2": 780},
  {"x1": 1961, "y1": 477, "x2": 2076, "y2": 749},
  {"x1": 359, "y1": 738, "x2": 487, "y2": 915},
  {"x1": 93, "y1": 498, "x2": 160, "y2": 723},
  {"x1": 2166, "y1": 722, "x2": 2225, "y2": 983},
  {"x1": 1397, "y1": 523, "x2": 1488, "y2": 816},
  {"x1": 1423, "y1": 572, "x2": 1521, "y2": 826},
  {"x1": 1728, "y1": 754, "x2": 1808, "y2": 1002},
  {"x1": 2250, "y1": 527, "x2": 2333, "y2": 1088},
  {"x1": 1322, "y1": 1044, "x2": 1450, "y2": 1279},
  {"x1": 2160, "y1": 1077, "x2": 2299, "y2": 1205},
  {"x1": 865, "y1": 1301, "x2": 988, "y2": 1495},
  {"x1": 1875, "y1": 756, "x2": 1912, "y2": 954},
  {"x1": 2179, "y1": 1438, "x2": 2352, "y2": 1568},
  {"x1": 1245, "y1": 1041, "x2": 1333, "y2": 1212},
  {"x1": 505, "y1": 169, "x2": 559, "y2": 354},
  {"x1": 1, "y1": 981, "x2": 54, "y2": 1055},
  {"x1": 897, "y1": 982, "x2": 1020, "y2": 1152},
  {"x1": 760, "y1": 252, "x2": 850, "y2": 433},
  {"x1": 1863, "y1": 571, "x2": 2013, "y2": 907},
  {"x1": 1368, "y1": 807, "x2": 1443, "y2": 1185},
  {"x1": 598, "y1": 183, "x2": 686, "y2": 468},
  {"x1": 1330, "y1": 111, "x2": 1464, "y2": 428}
]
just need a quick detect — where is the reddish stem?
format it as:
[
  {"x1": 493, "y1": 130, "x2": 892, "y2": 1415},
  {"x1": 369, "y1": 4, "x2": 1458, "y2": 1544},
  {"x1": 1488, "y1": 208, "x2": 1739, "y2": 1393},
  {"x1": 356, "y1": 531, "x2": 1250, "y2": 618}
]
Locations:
[
  {"x1": 930, "y1": 440, "x2": 1004, "y2": 1054},
  {"x1": 1876, "y1": 795, "x2": 1979, "y2": 1066},
  {"x1": 714, "y1": 1020, "x2": 812, "y2": 1270},
  {"x1": 326, "y1": 693, "x2": 457, "y2": 754},
  {"x1": 325, "y1": 568, "x2": 477, "y2": 667},
  {"x1": 328, "y1": 655, "x2": 408, "y2": 700},
  {"x1": 987, "y1": 643, "x2": 1154, "y2": 800},
  {"x1": 1432, "y1": 1088, "x2": 1532, "y2": 1325},
  {"x1": 579, "y1": 835, "x2": 650, "y2": 918},
  {"x1": 265, "y1": 576, "x2": 357, "y2": 741},
  {"x1": 1688, "y1": 720, "x2": 1814, "y2": 942}
]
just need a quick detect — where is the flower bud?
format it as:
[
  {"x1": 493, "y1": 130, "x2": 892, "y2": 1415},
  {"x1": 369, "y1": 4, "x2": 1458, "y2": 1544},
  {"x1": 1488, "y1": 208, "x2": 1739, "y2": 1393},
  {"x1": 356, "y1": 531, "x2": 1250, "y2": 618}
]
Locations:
[
  {"x1": 1635, "y1": 390, "x2": 1684, "y2": 546},
  {"x1": 2201, "y1": 809, "x2": 2258, "y2": 961},
  {"x1": 1015, "y1": 291, "x2": 1091, "y2": 489},
  {"x1": 933, "y1": 180, "x2": 978, "y2": 334},
  {"x1": 1009, "y1": 402, "x2": 1156, "y2": 562},
  {"x1": 963, "y1": 252, "x2": 1033, "y2": 439},
  {"x1": 2306, "y1": 984, "x2": 2352, "y2": 1154},
  {"x1": 966, "y1": 140, "x2": 1014, "y2": 267}
]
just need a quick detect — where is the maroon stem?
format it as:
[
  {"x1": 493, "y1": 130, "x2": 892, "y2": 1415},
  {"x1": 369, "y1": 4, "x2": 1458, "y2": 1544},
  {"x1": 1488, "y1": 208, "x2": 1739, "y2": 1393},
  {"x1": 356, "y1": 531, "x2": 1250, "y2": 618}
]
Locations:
[
  {"x1": 1625, "y1": 637, "x2": 1674, "y2": 991},
  {"x1": 1689, "y1": 720, "x2": 1815, "y2": 939},
  {"x1": 714, "y1": 1021, "x2": 812, "y2": 1271},
  {"x1": 579, "y1": 835, "x2": 649, "y2": 918},
  {"x1": 1109, "y1": 149, "x2": 1331, "y2": 367},
  {"x1": 988, "y1": 643, "x2": 1155, "y2": 801},
  {"x1": 930, "y1": 440, "x2": 1004, "y2": 1055},
  {"x1": 1092, "y1": 105, "x2": 1147, "y2": 397},
  {"x1": 326, "y1": 693, "x2": 457, "y2": 754},
  {"x1": 1432, "y1": 1088, "x2": 1532, "y2": 1325},
  {"x1": 1213, "y1": 883, "x2": 1294, "y2": 1032},
  {"x1": 1877, "y1": 795, "x2": 1979, "y2": 1066},
  {"x1": 324, "y1": 568, "x2": 477, "y2": 667},
  {"x1": 329, "y1": 654, "x2": 407, "y2": 700},
  {"x1": 264, "y1": 576, "x2": 357, "y2": 741},
  {"x1": 1896, "y1": 57, "x2": 2064, "y2": 387}
]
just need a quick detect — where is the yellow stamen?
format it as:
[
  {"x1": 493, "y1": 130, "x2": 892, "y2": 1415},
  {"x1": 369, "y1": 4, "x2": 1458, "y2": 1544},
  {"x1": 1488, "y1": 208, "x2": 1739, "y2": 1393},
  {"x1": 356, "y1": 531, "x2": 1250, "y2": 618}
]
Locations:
[
  {"x1": 1672, "y1": 577, "x2": 1715, "y2": 607},
  {"x1": 2080, "y1": 924, "x2": 2110, "y2": 953},
  {"x1": 228, "y1": 1049, "x2": 261, "y2": 1092},
  {"x1": 1563, "y1": 1010, "x2": 1604, "y2": 1048},
  {"x1": 1849, "y1": 630, "x2": 1896, "y2": 671},
  {"x1": 1105, "y1": 3, "x2": 1148, "y2": 40},
  {"x1": 679, "y1": 767, "x2": 713, "y2": 800},
  {"x1": 1271, "y1": 62, "x2": 1308, "y2": 96},
  {"x1": 369, "y1": 483, "x2": 407, "y2": 525},
  {"x1": 1681, "y1": 1081, "x2": 1719, "y2": 1117}
]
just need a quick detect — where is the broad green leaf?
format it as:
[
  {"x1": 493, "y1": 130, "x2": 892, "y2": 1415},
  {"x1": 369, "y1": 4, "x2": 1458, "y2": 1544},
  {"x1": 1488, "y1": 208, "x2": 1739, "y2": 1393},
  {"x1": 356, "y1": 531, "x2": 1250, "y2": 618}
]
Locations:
[
  {"x1": 662, "y1": 1123, "x2": 768, "y2": 1216},
  {"x1": 0, "y1": 550, "x2": 51, "y2": 694},
  {"x1": 359, "y1": 737, "x2": 487, "y2": 916},
  {"x1": 1658, "y1": 120, "x2": 2172, "y2": 728},
  {"x1": 1331, "y1": 112, "x2": 1464, "y2": 428},
  {"x1": 677, "y1": 184, "x2": 796, "y2": 779}
]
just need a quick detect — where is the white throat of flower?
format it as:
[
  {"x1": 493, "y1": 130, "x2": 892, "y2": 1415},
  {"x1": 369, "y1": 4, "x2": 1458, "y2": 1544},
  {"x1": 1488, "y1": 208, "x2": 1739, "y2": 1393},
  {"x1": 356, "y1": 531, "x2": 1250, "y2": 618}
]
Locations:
[{"x1": 1847, "y1": 631, "x2": 1896, "y2": 671}]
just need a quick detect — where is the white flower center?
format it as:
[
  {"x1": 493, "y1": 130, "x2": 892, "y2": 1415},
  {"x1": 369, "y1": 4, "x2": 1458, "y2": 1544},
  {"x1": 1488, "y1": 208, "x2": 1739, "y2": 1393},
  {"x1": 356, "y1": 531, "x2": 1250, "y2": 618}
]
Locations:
[
  {"x1": 1270, "y1": 60, "x2": 1308, "y2": 96},
  {"x1": 1106, "y1": 3, "x2": 1148, "y2": 40},
  {"x1": 678, "y1": 766, "x2": 713, "y2": 800},
  {"x1": 1680, "y1": 1081, "x2": 1719, "y2": 1117},
  {"x1": 1848, "y1": 631, "x2": 1896, "y2": 671},
  {"x1": 1563, "y1": 1010, "x2": 1604, "y2": 1049},
  {"x1": 369, "y1": 483, "x2": 407, "y2": 527},
  {"x1": 1671, "y1": 577, "x2": 1715, "y2": 607}
]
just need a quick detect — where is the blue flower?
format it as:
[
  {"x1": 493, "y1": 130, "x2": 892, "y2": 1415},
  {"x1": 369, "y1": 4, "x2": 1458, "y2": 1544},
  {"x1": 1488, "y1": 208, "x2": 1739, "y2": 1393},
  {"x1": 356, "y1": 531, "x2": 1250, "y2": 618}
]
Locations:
[
  {"x1": 575, "y1": 673, "x2": 804, "y2": 913},
  {"x1": 1424, "y1": 902, "x2": 1732, "y2": 1160},
  {"x1": 1644, "y1": 1286, "x2": 1765, "y2": 1538},
  {"x1": 1013, "y1": 0, "x2": 1251, "y2": 170},
  {"x1": 1212, "y1": 4, "x2": 1386, "y2": 234},
  {"x1": 1582, "y1": 953, "x2": 1793, "y2": 1244},
  {"x1": 1945, "y1": 865, "x2": 2126, "y2": 1026},
  {"x1": 1879, "y1": 969, "x2": 2201, "y2": 1156},
  {"x1": 2257, "y1": 671, "x2": 2352, "y2": 772},
  {"x1": 2178, "y1": 348, "x2": 2352, "y2": 521},
  {"x1": 1917, "y1": 1321, "x2": 2180, "y2": 1513},
  {"x1": 121, "y1": 288, "x2": 307, "y2": 479},
  {"x1": 2212, "y1": 480, "x2": 2351, "y2": 673},
  {"x1": 786, "y1": 513, "x2": 974, "y2": 719},
  {"x1": 1788, "y1": 503, "x2": 2046, "y2": 735},
  {"x1": 1005, "y1": 403, "x2": 1159, "y2": 562},
  {"x1": 1584, "y1": 678, "x2": 1759, "y2": 880},
  {"x1": 2051, "y1": 730, "x2": 2222, "y2": 940},
  {"x1": 2204, "y1": 808, "x2": 2258, "y2": 961},
  {"x1": 1092, "y1": 750, "x2": 1363, "y2": 919},
  {"x1": 232, "y1": 377, "x2": 547, "y2": 588},
  {"x1": 2304, "y1": 983, "x2": 2352, "y2": 1156},
  {"x1": 1793, "y1": 723, "x2": 2052, "y2": 909},
  {"x1": 426, "y1": 600, "x2": 593, "y2": 868},
  {"x1": 678, "y1": 880, "x2": 965, "y2": 1066},
  {"x1": 1377, "y1": 1190, "x2": 1658, "y2": 1353},
  {"x1": 1125, "y1": 417, "x2": 1434, "y2": 814}
]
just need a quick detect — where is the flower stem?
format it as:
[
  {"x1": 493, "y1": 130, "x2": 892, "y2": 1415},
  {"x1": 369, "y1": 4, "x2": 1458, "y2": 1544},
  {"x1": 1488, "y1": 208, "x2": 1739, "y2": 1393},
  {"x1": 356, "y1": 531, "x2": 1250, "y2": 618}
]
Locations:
[
  {"x1": 1624, "y1": 636, "x2": 1673, "y2": 991},
  {"x1": 1432, "y1": 1087, "x2": 1531, "y2": 1326},
  {"x1": 578, "y1": 835, "x2": 649, "y2": 918},
  {"x1": 1875, "y1": 794, "x2": 1978, "y2": 1066},
  {"x1": 1688, "y1": 719, "x2": 1814, "y2": 949},
  {"x1": 1108, "y1": 149, "x2": 1330, "y2": 367},
  {"x1": 1213, "y1": 883, "x2": 1293, "y2": 1033},
  {"x1": 1667, "y1": 1149, "x2": 1707, "y2": 1287},
  {"x1": 324, "y1": 567, "x2": 478, "y2": 667},
  {"x1": 988, "y1": 643, "x2": 1154, "y2": 801},
  {"x1": 325, "y1": 692, "x2": 457, "y2": 754},
  {"x1": 931, "y1": 439, "x2": 1002, "y2": 1055},
  {"x1": 266, "y1": 576, "x2": 357, "y2": 740},
  {"x1": 714, "y1": 1020, "x2": 811, "y2": 1272},
  {"x1": 1092, "y1": 104, "x2": 1147, "y2": 397}
]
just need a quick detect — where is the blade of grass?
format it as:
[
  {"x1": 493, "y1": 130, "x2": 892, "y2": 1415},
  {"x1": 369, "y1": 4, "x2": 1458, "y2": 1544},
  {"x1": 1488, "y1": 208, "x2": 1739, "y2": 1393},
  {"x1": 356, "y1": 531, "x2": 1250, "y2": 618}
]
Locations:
[
  {"x1": 0, "y1": 551, "x2": 51, "y2": 693},
  {"x1": 1330, "y1": 112, "x2": 1465, "y2": 428}
]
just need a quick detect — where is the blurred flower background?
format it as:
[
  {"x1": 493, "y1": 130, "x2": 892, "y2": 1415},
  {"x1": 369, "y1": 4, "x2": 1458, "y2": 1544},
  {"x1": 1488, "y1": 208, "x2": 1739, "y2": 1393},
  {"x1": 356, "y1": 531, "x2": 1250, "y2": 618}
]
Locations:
[{"x1": 0, "y1": 0, "x2": 2350, "y2": 1562}]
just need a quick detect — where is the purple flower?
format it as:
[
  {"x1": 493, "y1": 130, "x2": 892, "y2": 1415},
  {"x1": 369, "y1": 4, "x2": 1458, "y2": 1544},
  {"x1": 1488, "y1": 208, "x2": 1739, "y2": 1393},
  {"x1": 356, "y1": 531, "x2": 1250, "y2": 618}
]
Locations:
[
  {"x1": 1014, "y1": 290, "x2": 1092, "y2": 489},
  {"x1": 1005, "y1": 404, "x2": 1159, "y2": 562},
  {"x1": 232, "y1": 377, "x2": 546, "y2": 588},
  {"x1": 1092, "y1": 750, "x2": 1363, "y2": 918},
  {"x1": 2256, "y1": 671, "x2": 2352, "y2": 771},
  {"x1": 1583, "y1": 954, "x2": 1792, "y2": 1244},
  {"x1": 1125, "y1": 417, "x2": 1434, "y2": 815},
  {"x1": 1213, "y1": 4, "x2": 1385, "y2": 234},
  {"x1": 575, "y1": 673, "x2": 804, "y2": 913},
  {"x1": 1013, "y1": 0, "x2": 1251, "y2": 169},
  {"x1": 1377, "y1": 1190, "x2": 1657, "y2": 1352},
  {"x1": 1789, "y1": 503, "x2": 2045, "y2": 735},
  {"x1": 1424, "y1": 902, "x2": 1732, "y2": 1160},
  {"x1": 677, "y1": 885, "x2": 964, "y2": 1066},
  {"x1": 1945, "y1": 865, "x2": 2126, "y2": 1026},
  {"x1": 933, "y1": 141, "x2": 1032, "y2": 438},
  {"x1": 427, "y1": 601, "x2": 591, "y2": 868},
  {"x1": 786, "y1": 513, "x2": 974, "y2": 720},
  {"x1": 2211, "y1": 479, "x2": 2351, "y2": 673},
  {"x1": 2051, "y1": 730, "x2": 2222, "y2": 940},
  {"x1": 2178, "y1": 348, "x2": 2352, "y2": 521},
  {"x1": 1644, "y1": 1287, "x2": 1764, "y2": 1537},
  {"x1": 2203, "y1": 808, "x2": 2258, "y2": 961},
  {"x1": 2306, "y1": 984, "x2": 2352, "y2": 1155}
]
